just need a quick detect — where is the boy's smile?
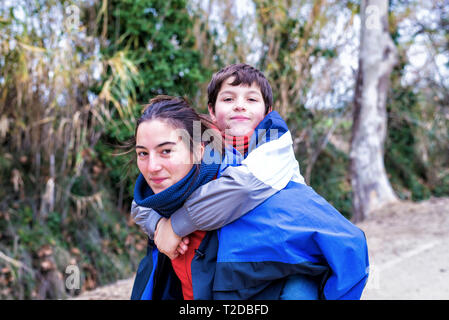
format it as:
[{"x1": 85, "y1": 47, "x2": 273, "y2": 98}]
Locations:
[{"x1": 209, "y1": 77, "x2": 266, "y2": 137}]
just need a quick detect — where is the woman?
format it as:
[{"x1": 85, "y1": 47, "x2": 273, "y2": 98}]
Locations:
[
  {"x1": 131, "y1": 95, "x2": 369, "y2": 300},
  {"x1": 131, "y1": 95, "x2": 222, "y2": 300}
]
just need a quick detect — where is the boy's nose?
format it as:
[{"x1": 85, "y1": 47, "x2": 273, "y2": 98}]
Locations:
[{"x1": 233, "y1": 97, "x2": 247, "y2": 111}]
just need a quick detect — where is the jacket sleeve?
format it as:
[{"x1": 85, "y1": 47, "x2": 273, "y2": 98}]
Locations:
[
  {"x1": 318, "y1": 226, "x2": 370, "y2": 300},
  {"x1": 170, "y1": 130, "x2": 306, "y2": 237},
  {"x1": 130, "y1": 200, "x2": 163, "y2": 240}
]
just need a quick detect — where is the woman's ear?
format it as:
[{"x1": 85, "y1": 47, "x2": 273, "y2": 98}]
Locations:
[
  {"x1": 200, "y1": 144, "x2": 205, "y2": 159},
  {"x1": 193, "y1": 143, "x2": 205, "y2": 164}
]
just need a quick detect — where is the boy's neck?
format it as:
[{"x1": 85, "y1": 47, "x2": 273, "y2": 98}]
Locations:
[{"x1": 222, "y1": 131, "x2": 253, "y2": 156}]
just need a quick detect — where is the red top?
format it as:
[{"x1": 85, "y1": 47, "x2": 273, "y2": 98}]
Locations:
[
  {"x1": 223, "y1": 131, "x2": 253, "y2": 155},
  {"x1": 171, "y1": 230, "x2": 207, "y2": 300}
]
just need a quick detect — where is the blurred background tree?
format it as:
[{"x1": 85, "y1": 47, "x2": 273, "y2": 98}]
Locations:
[
  {"x1": 350, "y1": 0, "x2": 399, "y2": 222},
  {"x1": 0, "y1": 0, "x2": 448, "y2": 299}
]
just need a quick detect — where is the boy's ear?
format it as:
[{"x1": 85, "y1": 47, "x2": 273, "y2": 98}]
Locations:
[
  {"x1": 208, "y1": 104, "x2": 216, "y2": 122},
  {"x1": 267, "y1": 106, "x2": 273, "y2": 114}
]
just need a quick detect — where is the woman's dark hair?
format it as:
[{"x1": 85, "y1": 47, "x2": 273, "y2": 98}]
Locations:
[
  {"x1": 115, "y1": 96, "x2": 221, "y2": 202},
  {"x1": 135, "y1": 95, "x2": 223, "y2": 157}
]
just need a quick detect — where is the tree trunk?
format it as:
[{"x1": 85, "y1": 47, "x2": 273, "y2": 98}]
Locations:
[{"x1": 350, "y1": 0, "x2": 398, "y2": 222}]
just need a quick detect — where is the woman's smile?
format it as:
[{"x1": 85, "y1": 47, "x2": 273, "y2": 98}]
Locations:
[{"x1": 150, "y1": 177, "x2": 168, "y2": 184}]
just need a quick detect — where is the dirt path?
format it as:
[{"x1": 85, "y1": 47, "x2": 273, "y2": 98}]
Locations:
[
  {"x1": 69, "y1": 278, "x2": 134, "y2": 300},
  {"x1": 359, "y1": 197, "x2": 449, "y2": 299},
  {"x1": 70, "y1": 197, "x2": 449, "y2": 300}
]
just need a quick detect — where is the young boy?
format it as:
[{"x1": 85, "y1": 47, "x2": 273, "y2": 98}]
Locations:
[{"x1": 132, "y1": 63, "x2": 304, "y2": 258}]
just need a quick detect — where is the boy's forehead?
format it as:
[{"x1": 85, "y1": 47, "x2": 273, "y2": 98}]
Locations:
[{"x1": 219, "y1": 76, "x2": 263, "y2": 94}]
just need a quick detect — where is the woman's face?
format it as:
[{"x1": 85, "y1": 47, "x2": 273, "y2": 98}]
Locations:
[{"x1": 135, "y1": 119, "x2": 196, "y2": 194}]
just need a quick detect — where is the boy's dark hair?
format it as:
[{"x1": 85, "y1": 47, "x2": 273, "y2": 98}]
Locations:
[{"x1": 207, "y1": 63, "x2": 273, "y2": 114}]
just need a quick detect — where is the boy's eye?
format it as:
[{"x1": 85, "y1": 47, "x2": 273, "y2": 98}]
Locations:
[{"x1": 223, "y1": 97, "x2": 233, "y2": 102}]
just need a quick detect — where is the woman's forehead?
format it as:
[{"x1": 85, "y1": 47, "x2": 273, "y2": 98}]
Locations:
[{"x1": 136, "y1": 120, "x2": 181, "y2": 145}]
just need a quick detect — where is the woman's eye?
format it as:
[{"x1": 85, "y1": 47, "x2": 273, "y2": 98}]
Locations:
[
  {"x1": 161, "y1": 149, "x2": 172, "y2": 155},
  {"x1": 137, "y1": 151, "x2": 147, "y2": 157}
]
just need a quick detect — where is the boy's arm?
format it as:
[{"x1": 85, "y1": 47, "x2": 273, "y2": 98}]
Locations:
[
  {"x1": 131, "y1": 131, "x2": 306, "y2": 239},
  {"x1": 130, "y1": 200, "x2": 163, "y2": 240},
  {"x1": 130, "y1": 202, "x2": 187, "y2": 260},
  {"x1": 171, "y1": 130, "x2": 305, "y2": 237}
]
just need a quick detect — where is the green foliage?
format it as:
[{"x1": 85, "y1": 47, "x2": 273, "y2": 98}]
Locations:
[
  {"x1": 103, "y1": 0, "x2": 207, "y2": 101},
  {"x1": 385, "y1": 62, "x2": 449, "y2": 201},
  {"x1": 0, "y1": 198, "x2": 146, "y2": 299},
  {"x1": 0, "y1": 0, "x2": 207, "y2": 299},
  {"x1": 97, "y1": 0, "x2": 209, "y2": 209},
  {"x1": 309, "y1": 144, "x2": 352, "y2": 219}
]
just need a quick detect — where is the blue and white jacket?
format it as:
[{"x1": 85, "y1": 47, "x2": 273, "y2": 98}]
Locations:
[{"x1": 130, "y1": 111, "x2": 369, "y2": 300}]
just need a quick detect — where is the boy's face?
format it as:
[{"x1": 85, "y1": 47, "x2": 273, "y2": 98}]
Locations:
[{"x1": 209, "y1": 77, "x2": 267, "y2": 137}]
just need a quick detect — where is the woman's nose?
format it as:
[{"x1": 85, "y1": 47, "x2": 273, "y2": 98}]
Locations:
[{"x1": 147, "y1": 154, "x2": 162, "y2": 173}]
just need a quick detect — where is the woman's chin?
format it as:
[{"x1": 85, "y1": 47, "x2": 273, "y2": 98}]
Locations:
[
  {"x1": 151, "y1": 185, "x2": 167, "y2": 194},
  {"x1": 149, "y1": 181, "x2": 171, "y2": 194}
]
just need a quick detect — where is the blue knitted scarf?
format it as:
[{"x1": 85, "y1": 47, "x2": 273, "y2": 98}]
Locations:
[{"x1": 133, "y1": 151, "x2": 220, "y2": 218}]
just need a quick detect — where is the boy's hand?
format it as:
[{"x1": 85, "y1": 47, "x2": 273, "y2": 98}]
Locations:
[
  {"x1": 177, "y1": 237, "x2": 190, "y2": 256},
  {"x1": 154, "y1": 218, "x2": 183, "y2": 260}
]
